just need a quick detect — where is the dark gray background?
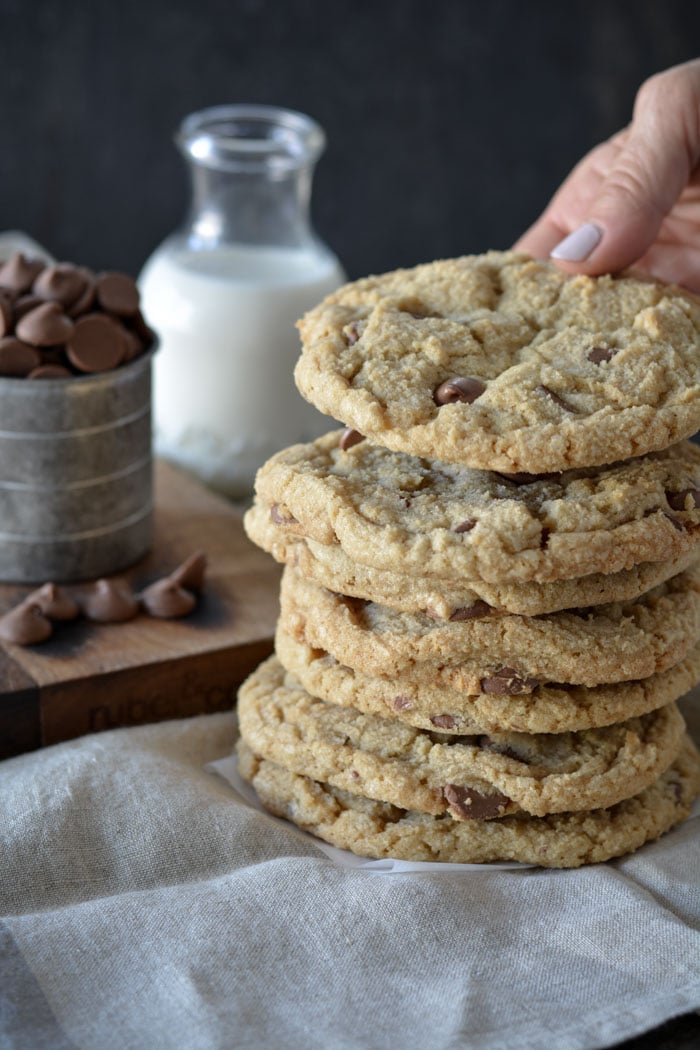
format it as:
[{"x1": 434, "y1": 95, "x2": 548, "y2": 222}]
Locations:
[
  {"x1": 0, "y1": 4, "x2": 698, "y2": 1048},
  {"x1": 0, "y1": 0, "x2": 698, "y2": 280}
]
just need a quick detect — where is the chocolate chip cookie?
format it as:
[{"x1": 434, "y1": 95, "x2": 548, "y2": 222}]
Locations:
[
  {"x1": 238, "y1": 657, "x2": 686, "y2": 819},
  {"x1": 278, "y1": 566, "x2": 700, "y2": 689},
  {"x1": 245, "y1": 499, "x2": 698, "y2": 617},
  {"x1": 236, "y1": 734, "x2": 700, "y2": 867},
  {"x1": 295, "y1": 252, "x2": 700, "y2": 472},
  {"x1": 251, "y1": 432, "x2": 700, "y2": 586}
]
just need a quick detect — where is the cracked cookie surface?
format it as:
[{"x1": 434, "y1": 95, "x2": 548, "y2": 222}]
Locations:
[
  {"x1": 236, "y1": 734, "x2": 700, "y2": 867},
  {"x1": 295, "y1": 252, "x2": 700, "y2": 473},
  {"x1": 252, "y1": 432, "x2": 700, "y2": 585},
  {"x1": 237, "y1": 656, "x2": 686, "y2": 819}
]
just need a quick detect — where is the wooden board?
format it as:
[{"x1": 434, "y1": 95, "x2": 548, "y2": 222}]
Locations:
[{"x1": 0, "y1": 460, "x2": 281, "y2": 759}]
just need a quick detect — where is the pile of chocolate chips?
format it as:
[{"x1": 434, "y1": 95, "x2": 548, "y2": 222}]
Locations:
[
  {"x1": 0, "y1": 252, "x2": 154, "y2": 379},
  {"x1": 0, "y1": 552, "x2": 206, "y2": 646}
]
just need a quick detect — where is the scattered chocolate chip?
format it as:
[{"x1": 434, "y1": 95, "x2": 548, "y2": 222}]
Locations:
[
  {"x1": 141, "y1": 578, "x2": 196, "y2": 619},
  {"x1": 28, "y1": 364, "x2": 72, "y2": 379},
  {"x1": 30, "y1": 582, "x2": 80, "y2": 620},
  {"x1": 270, "y1": 503, "x2": 298, "y2": 525},
  {"x1": 666, "y1": 488, "x2": 700, "y2": 511},
  {"x1": 434, "y1": 376, "x2": 485, "y2": 405},
  {"x1": 339, "y1": 427, "x2": 365, "y2": 451},
  {"x1": 168, "y1": 551, "x2": 207, "y2": 592},
  {"x1": 449, "y1": 601, "x2": 492, "y2": 621},
  {"x1": 0, "y1": 601, "x2": 53, "y2": 645},
  {"x1": 0, "y1": 337, "x2": 41, "y2": 377},
  {"x1": 66, "y1": 314, "x2": 127, "y2": 373},
  {"x1": 663, "y1": 512, "x2": 685, "y2": 533},
  {"x1": 587, "y1": 346, "x2": 616, "y2": 364},
  {"x1": 535, "y1": 384, "x2": 575, "y2": 412},
  {"x1": 349, "y1": 770, "x2": 360, "y2": 781},
  {"x1": 454, "y1": 519, "x2": 476, "y2": 533},
  {"x1": 342, "y1": 321, "x2": 362, "y2": 345},
  {"x1": 430, "y1": 714, "x2": 457, "y2": 729},
  {"x1": 33, "y1": 264, "x2": 88, "y2": 307},
  {"x1": 443, "y1": 784, "x2": 510, "y2": 820},
  {"x1": 480, "y1": 668, "x2": 539, "y2": 695},
  {"x1": 0, "y1": 253, "x2": 45, "y2": 294},
  {"x1": 95, "y1": 272, "x2": 140, "y2": 316},
  {"x1": 81, "y1": 579, "x2": 139, "y2": 623},
  {"x1": 16, "y1": 301, "x2": 74, "y2": 347},
  {"x1": 392, "y1": 696, "x2": 413, "y2": 711}
]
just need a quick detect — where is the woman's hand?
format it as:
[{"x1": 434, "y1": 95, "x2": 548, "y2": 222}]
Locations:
[{"x1": 515, "y1": 59, "x2": 700, "y2": 292}]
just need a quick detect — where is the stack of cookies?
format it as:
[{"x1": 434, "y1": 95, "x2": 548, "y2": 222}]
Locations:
[{"x1": 238, "y1": 251, "x2": 700, "y2": 868}]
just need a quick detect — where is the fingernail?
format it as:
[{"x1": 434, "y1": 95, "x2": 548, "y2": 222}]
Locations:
[{"x1": 550, "y1": 223, "x2": 603, "y2": 262}]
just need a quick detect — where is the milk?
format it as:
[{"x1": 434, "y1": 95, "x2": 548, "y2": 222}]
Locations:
[{"x1": 140, "y1": 242, "x2": 344, "y2": 498}]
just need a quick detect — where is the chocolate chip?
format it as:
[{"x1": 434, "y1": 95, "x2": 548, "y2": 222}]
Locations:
[
  {"x1": 141, "y1": 578, "x2": 196, "y2": 619},
  {"x1": 349, "y1": 770, "x2": 360, "y2": 780},
  {"x1": 0, "y1": 252, "x2": 45, "y2": 294},
  {"x1": 13, "y1": 293, "x2": 44, "y2": 321},
  {"x1": 80, "y1": 579, "x2": 139, "y2": 623},
  {"x1": 339, "y1": 427, "x2": 365, "y2": 451},
  {"x1": 0, "y1": 293, "x2": 13, "y2": 337},
  {"x1": 454, "y1": 519, "x2": 476, "y2": 533},
  {"x1": 33, "y1": 264, "x2": 89, "y2": 307},
  {"x1": 540, "y1": 527, "x2": 551, "y2": 550},
  {"x1": 121, "y1": 327, "x2": 145, "y2": 363},
  {"x1": 16, "y1": 302, "x2": 74, "y2": 347},
  {"x1": 449, "y1": 601, "x2": 492, "y2": 621},
  {"x1": 587, "y1": 346, "x2": 616, "y2": 364},
  {"x1": 497, "y1": 471, "x2": 557, "y2": 485},
  {"x1": 66, "y1": 269, "x2": 97, "y2": 318},
  {"x1": 66, "y1": 314, "x2": 127, "y2": 373},
  {"x1": 392, "y1": 696, "x2": 412, "y2": 711},
  {"x1": 168, "y1": 551, "x2": 207, "y2": 592},
  {"x1": 477, "y1": 736, "x2": 524, "y2": 762},
  {"x1": 480, "y1": 668, "x2": 539, "y2": 695},
  {"x1": 95, "y1": 272, "x2": 140, "y2": 316},
  {"x1": 270, "y1": 504, "x2": 298, "y2": 525},
  {"x1": 535, "y1": 384, "x2": 575, "y2": 412},
  {"x1": 663, "y1": 512, "x2": 685, "y2": 533},
  {"x1": 28, "y1": 364, "x2": 72, "y2": 379},
  {"x1": 443, "y1": 784, "x2": 510, "y2": 820},
  {"x1": 29, "y1": 582, "x2": 80, "y2": 621},
  {"x1": 434, "y1": 376, "x2": 485, "y2": 405},
  {"x1": 666, "y1": 488, "x2": 700, "y2": 511},
  {"x1": 0, "y1": 601, "x2": 53, "y2": 645},
  {"x1": 0, "y1": 337, "x2": 41, "y2": 377},
  {"x1": 430, "y1": 714, "x2": 457, "y2": 729}
]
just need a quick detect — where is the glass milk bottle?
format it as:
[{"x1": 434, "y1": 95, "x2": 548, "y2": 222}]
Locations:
[{"x1": 139, "y1": 104, "x2": 345, "y2": 498}]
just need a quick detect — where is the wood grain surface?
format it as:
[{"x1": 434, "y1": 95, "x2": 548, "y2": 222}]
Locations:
[{"x1": 0, "y1": 460, "x2": 280, "y2": 759}]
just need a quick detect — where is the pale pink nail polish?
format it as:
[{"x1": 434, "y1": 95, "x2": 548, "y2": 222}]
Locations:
[{"x1": 550, "y1": 223, "x2": 603, "y2": 262}]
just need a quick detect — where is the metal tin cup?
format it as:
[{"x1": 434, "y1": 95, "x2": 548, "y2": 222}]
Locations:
[{"x1": 0, "y1": 350, "x2": 153, "y2": 582}]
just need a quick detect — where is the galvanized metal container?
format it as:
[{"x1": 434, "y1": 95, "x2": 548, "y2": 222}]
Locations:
[{"x1": 0, "y1": 351, "x2": 153, "y2": 582}]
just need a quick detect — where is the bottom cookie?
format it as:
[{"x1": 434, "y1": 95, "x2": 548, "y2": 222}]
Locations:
[{"x1": 236, "y1": 736, "x2": 700, "y2": 868}]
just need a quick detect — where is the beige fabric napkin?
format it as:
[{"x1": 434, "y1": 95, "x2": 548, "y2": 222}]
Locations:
[{"x1": 1, "y1": 697, "x2": 699, "y2": 1050}]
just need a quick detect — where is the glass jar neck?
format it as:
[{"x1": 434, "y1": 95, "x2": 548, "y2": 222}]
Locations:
[{"x1": 176, "y1": 105, "x2": 325, "y2": 252}]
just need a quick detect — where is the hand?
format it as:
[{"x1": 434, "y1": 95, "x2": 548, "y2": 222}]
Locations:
[{"x1": 515, "y1": 59, "x2": 700, "y2": 292}]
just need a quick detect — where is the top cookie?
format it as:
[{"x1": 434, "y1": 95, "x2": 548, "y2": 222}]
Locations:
[{"x1": 295, "y1": 252, "x2": 700, "y2": 472}]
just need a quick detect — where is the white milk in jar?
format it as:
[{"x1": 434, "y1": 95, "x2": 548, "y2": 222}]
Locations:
[
  {"x1": 139, "y1": 105, "x2": 345, "y2": 498},
  {"x1": 141, "y1": 242, "x2": 343, "y2": 496}
]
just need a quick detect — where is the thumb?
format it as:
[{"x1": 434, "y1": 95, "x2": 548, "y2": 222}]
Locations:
[{"x1": 551, "y1": 60, "x2": 700, "y2": 273}]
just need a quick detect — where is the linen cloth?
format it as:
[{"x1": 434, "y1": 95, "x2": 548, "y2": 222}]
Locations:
[{"x1": 1, "y1": 696, "x2": 699, "y2": 1050}]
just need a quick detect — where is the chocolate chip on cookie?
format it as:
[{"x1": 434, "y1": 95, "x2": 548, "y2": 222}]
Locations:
[
  {"x1": 339, "y1": 427, "x2": 365, "y2": 451},
  {"x1": 443, "y1": 784, "x2": 510, "y2": 820},
  {"x1": 434, "y1": 376, "x2": 485, "y2": 405},
  {"x1": 666, "y1": 488, "x2": 700, "y2": 511},
  {"x1": 481, "y1": 668, "x2": 539, "y2": 695}
]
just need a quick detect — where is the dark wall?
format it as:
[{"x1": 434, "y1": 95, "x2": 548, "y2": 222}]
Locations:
[{"x1": 0, "y1": 0, "x2": 698, "y2": 279}]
